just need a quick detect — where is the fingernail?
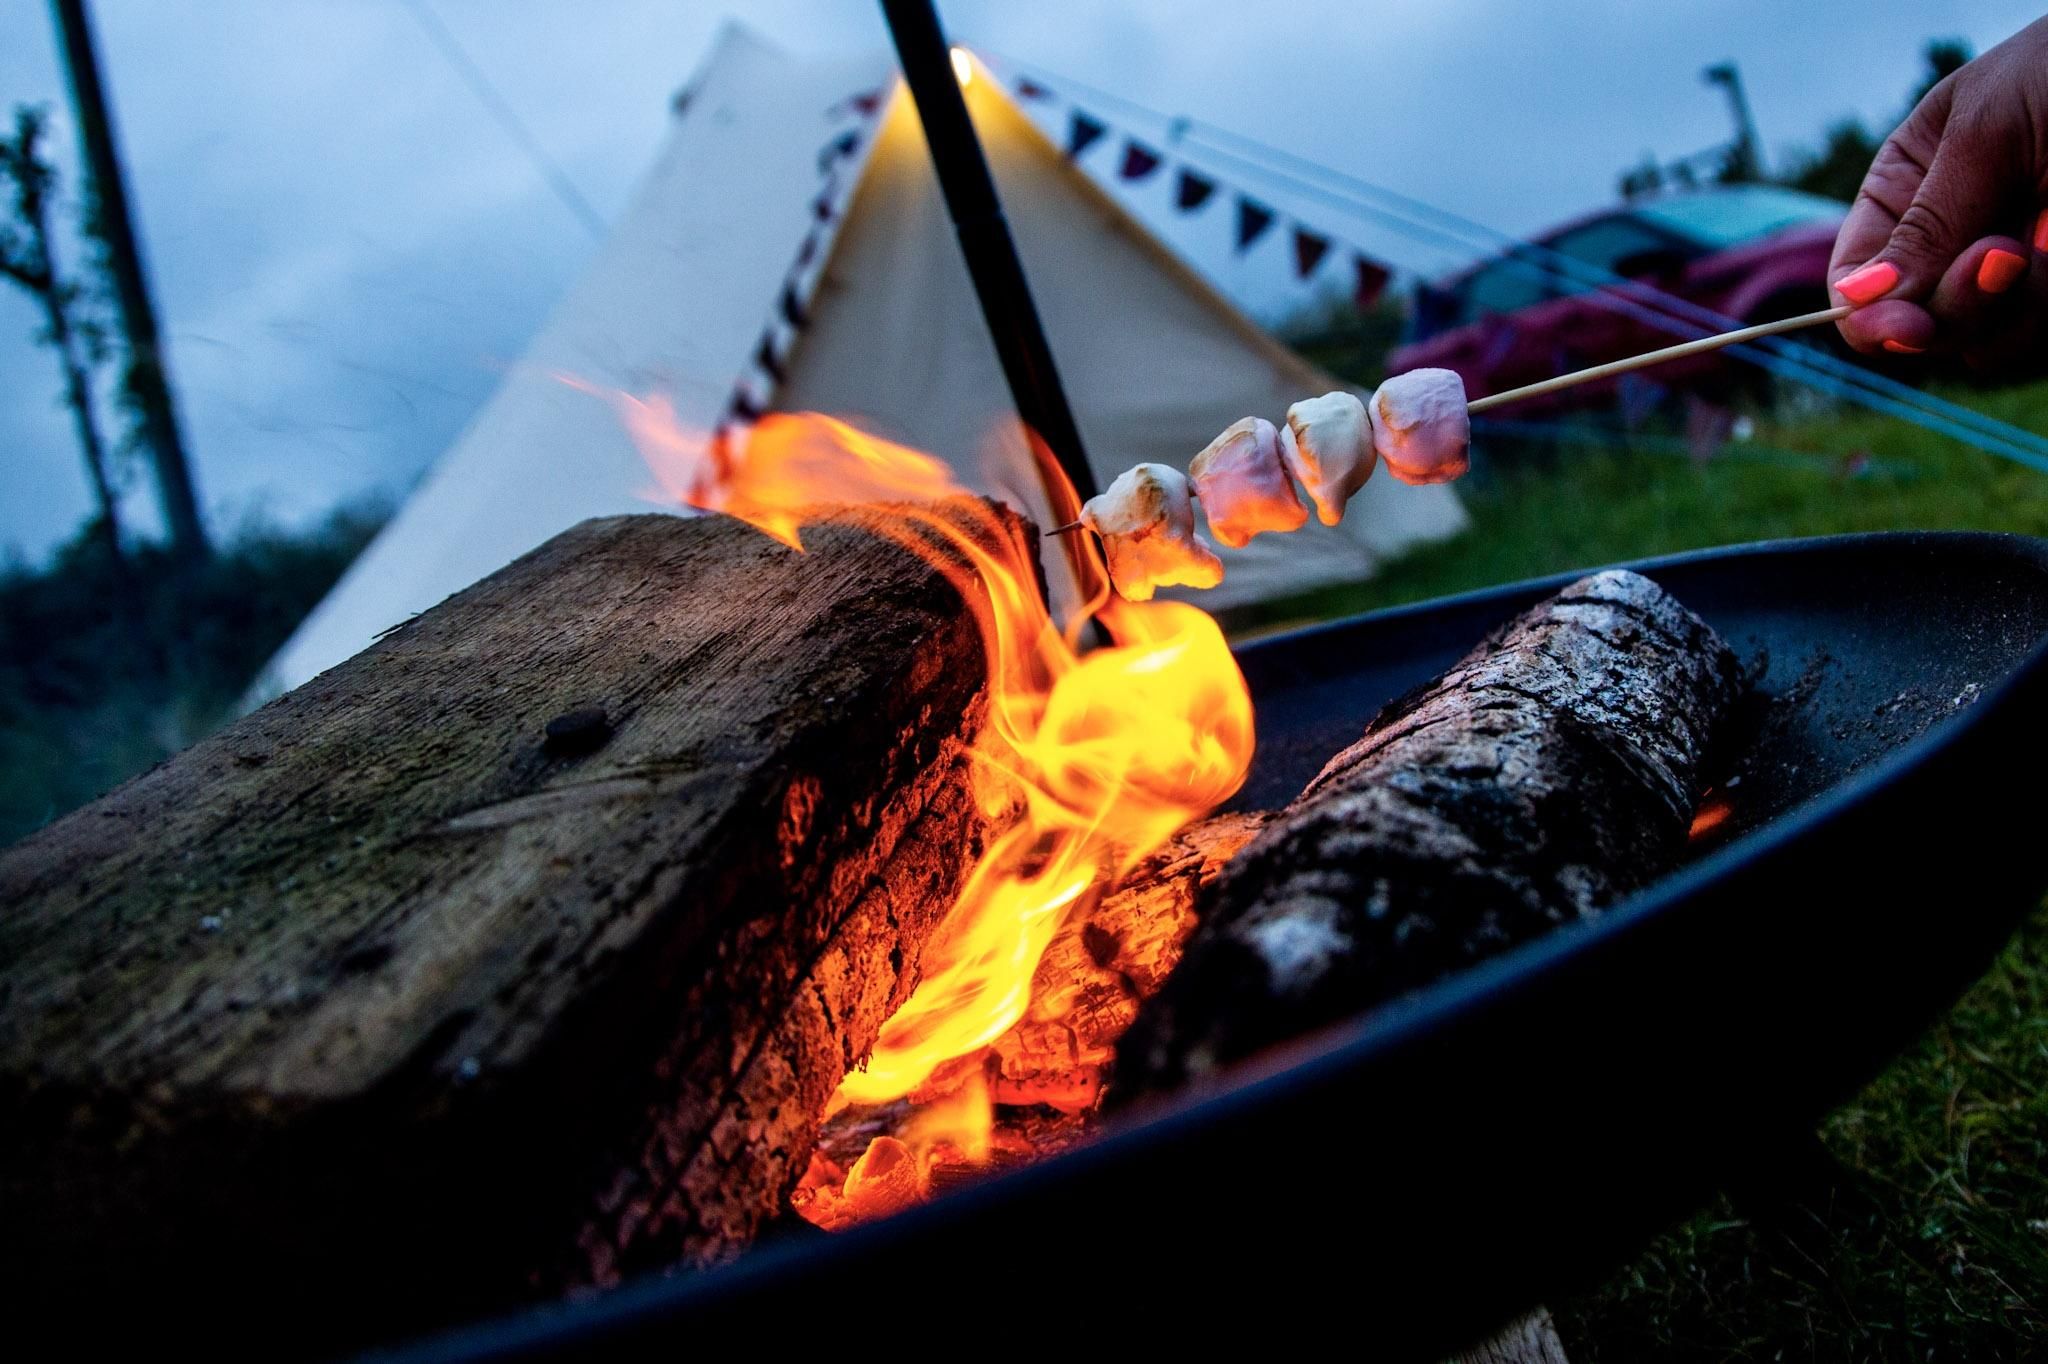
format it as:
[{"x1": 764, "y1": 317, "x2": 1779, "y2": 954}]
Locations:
[
  {"x1": 1882, "y1": 339, "x2": 1926, "y2": 355},
  {"x1": 1979, "y1": 248, "x2": 2027, "y2": 294},
  {"x1": 1837, "y1": 261, "x2": 1901, "y2": 305},
  {"x1": 2033, "y1": 208, "x2": 2048, "y2": 253}
]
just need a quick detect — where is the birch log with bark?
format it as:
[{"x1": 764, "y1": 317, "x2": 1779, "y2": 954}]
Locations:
[
  {"x1": 0, "y1": 505, "x2": 1023, "y2": 1352},
  {"x1": 1119, "y1": 569, "x2": 1744, "y2": 1096}
]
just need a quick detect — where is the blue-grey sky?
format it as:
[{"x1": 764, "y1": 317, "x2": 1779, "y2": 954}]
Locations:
[{"x1": 3, "y1": 0, "x2": 2041, "y2": 563}]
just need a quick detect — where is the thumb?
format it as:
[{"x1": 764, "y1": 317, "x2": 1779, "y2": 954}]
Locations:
[{"x1": 1851, "y1": 121, "x2": 2011, "y2": 305}]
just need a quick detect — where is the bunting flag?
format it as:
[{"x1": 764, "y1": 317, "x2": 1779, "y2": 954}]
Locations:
[
  {"x1": 1119, "y1": 139, "x2": 1163, "y2": 182},
  {"x1": 840, "y1": 88, "x2": 887, "y2": 118},
  {"x1": 778, "y1": 280, "x2": 809, "y2": 330},
  {"x1": 794, "y1": 231, "x2": 820, "y2": 269},
  {"x1": 1015, "y1": 77, "x2": 1052, "y2": 101},
  {"x1": 1174, "y1": 169, "x2": 1215, "y2": 212},
  {"x1": 817, "y1": 130, "x2": 861, "y2": 174},
  {"x1": 1353, "y1": 253, "x2": 1392, "y2": 308},
  {"x1": 1292, "y1": 228, "x2": 1331, "y2": 280},
  {"x1": 729, "y1": 390, "x2": 765, "y2": 423},
  {"x1": 1235, "y1": 197, "x2": 1275, "y2": 252},
  {"x1": 754, "y1": 333, "x2": 787, "y2": 386},
  {"x1": 1066, "y1": 111, "x2": 1107, "y2": 159}
]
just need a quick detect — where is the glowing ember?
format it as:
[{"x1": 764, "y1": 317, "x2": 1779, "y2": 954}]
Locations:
[{"x1": 581, "y1": 387, "x2": 1255, "y2": 1223}]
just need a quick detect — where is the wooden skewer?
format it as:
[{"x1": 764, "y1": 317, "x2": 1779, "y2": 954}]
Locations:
[
  {"x1": 1464, "y1": 304, "x2": 1850, "y2": 415},
  {"x1": 1044, "y1": 304, "x2": 1853, "y2": 536}
]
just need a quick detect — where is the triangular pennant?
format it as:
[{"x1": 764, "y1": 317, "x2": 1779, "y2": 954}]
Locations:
[
  {"x1": 779, "y1": 280, "x2": 810, "y2": 330},
  {"x1": 1235, "y1": 197, "x2": 1275, "y2": 252},
  {"x1": 794, "y1": 232, "x2": 820, "y2": 269},
  {"x1": 845, "y1": 88, "x2": 886, "y2": 118},
  {"x1": 1353, "y1": 253, "x2": 1392, "y2": 308},
  {"x1": 1015, "y1": 77, "x2": 1052, "y2": 101},
  {"x1": 1119, "y1": 140, "x2": 1163, "y2": 181},
  {"x1": 754, "y1": 333, "x2": 786, "y2": 386},
  {"x1": 1066, "y1": 112, "x2": 1107, "y2": 159},
  {"x1": 816, "y1": 130, "x2": 860, "y2": 174},
  {"x1": 1292, "y1": 228, "x2": 1331, "y2": 280},
  {"x1": 729, "y1": 390, "x2": 764, "y2": 423},
  {"x1": 1174, "y1": 169, "x2": 1216, "y2": 212}
]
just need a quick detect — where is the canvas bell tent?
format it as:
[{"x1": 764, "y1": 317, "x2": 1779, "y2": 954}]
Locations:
[{"x1": 256, "y1": 21, "x2": 1466, "y2": 698}]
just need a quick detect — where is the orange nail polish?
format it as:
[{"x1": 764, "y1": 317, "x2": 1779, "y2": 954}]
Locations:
[
  {"x1": 2034, "y1": 208, "x2": 2048, "y2": 253},
  {"x1": 1882, "y1": 339, "x2": 1926, "y2": 355},
  {"x1": 1837, "y1": 261, "x2": 1901, "y2": 305},
  {"x1": 1980, "y1": 248, "x2": 2028, "y2": 294}
]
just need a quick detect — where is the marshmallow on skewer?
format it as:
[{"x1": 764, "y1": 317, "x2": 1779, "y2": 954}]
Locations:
[
  {"x1": 1080, "y1": 463, "x2": 1225, "y2": 602},
  {"x1": 1370, "y1": 368, "x2": 1471, "y2": 485},
  {"x1": 1279, "y1": 391, "x2": 1375, "y2": 526},
  {"x1": 1188, "y1": 417, "x2": 1307, "y2": 549}
]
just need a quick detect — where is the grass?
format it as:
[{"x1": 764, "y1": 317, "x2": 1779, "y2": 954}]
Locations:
[
  {"x1": 0, "y1": 503, "x2": 385, "y2": 846},
  {"x1": 1238, "y1": 378, "x2": 2048, "y2": 1360}
]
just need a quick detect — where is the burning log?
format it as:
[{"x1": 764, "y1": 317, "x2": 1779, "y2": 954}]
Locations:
[
  {"x1": 0, "y1": 506, "x2": 1022, "y2": 1350},
  {"x1": 1119, "y1": 570, "x2": 1744, "y2": 1095}
]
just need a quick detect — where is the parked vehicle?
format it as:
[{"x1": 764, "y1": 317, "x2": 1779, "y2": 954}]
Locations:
[{"x1": 1390, "y1": 186, "x2": 1847, "y2": 412}]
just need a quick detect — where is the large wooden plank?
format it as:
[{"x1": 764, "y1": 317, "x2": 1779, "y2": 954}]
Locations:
[{"x1": 0, "y1": 507, "x2": 1015, "y2": 1349}]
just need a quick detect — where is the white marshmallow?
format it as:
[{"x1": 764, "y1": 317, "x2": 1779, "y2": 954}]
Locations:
[
  {"x1": 1188, "y1": 417, "x2": 1307, "y2": 549},
  {"x1": 1279, "y1": 391, "x2": 1375, "y2": 526},
  {"x1": 1370, "y1": 368, "x2": 1471, "y2": 485},
  {"x1": 1080, "y1": 463, "x2": 1225, "y2": 602}
]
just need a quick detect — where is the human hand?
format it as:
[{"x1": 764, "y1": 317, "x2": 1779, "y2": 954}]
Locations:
[{"x1": 1831, "y1": 16, "x2": 2048, "y2": 373}]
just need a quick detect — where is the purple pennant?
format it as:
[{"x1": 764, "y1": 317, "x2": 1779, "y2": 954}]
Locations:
[
  {"x1": 1066, "y1": 112, "x2": 1107, "y2": 159},
  {"x1": 1235, "y1": 197, "x2": 1275, "y2": 252},
  {"x1": 729, "y1": 390, "x2": 764, "y2": 423},
  {"x1": 1015, "y1": 77, "x2": 1052, "y2": 101},
  {"x1": 845, "y1": 88, "x2": 886, "y2": 118},
  {"x1": 1353, "y1": 254, "x2": 1392, "y2": 308},
  {"x1": 1119, "y1": 140, "x2": 1163, "y2": 181},
  {"x1": 1292, "y1": 228, "x2": 1331, "y2": 280},
  {"x1": 1174, "y1": 169, "x2": 1216, "y2": 212}
]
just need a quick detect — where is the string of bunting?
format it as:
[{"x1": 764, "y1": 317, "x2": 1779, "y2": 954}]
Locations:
[
  {"x1": 1016, "y1": 75, "x2": 1393, "y2": 308},
  {"x1": 718, "y1": 86, "x2": 889, "y2": 439}
]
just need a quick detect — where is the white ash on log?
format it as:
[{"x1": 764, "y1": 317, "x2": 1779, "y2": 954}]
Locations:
[
  {"x1": 1118, "y1": 570, "x2": 1744, "y2": 1096},
  {"x1": 0, "y1": 505, "x2": 1025, "y2": 1353}
]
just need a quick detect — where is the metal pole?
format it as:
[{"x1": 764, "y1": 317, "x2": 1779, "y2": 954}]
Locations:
[
  {"x1": 877, "y1": 0, "x2": 1099, "y2": 511},
  {"x1": 52, "y1": 0, "x2": 208, "y2": 561}
]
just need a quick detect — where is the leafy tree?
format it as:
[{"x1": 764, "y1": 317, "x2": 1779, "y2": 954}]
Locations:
[
  {"x1": 1776, "y1": 39, "x2": 1973, "y2": 204},
  {"x1": 0, "y1": 104, "x2": 124, "y2": 569}
]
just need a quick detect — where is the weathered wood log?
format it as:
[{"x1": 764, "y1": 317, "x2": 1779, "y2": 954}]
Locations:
[
  {"x1": 0, "y1": 506, "x2": 1022, "y2": 1350},
  {"x1": 1119, "y1": 569, "x2": 1743, "y2": 1096}
]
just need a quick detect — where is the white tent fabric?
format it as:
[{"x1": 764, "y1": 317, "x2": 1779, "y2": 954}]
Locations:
[{"x1": 256, "y1": 22, "x2": 1465, "y2": 699}]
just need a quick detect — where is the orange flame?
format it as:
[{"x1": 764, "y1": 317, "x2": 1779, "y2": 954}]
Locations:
[{"x1": 583, "y1": 390, "x2": 1253, "y2": 1156}]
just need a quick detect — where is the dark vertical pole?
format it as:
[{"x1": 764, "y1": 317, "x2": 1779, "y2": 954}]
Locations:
[
  {"x1": 877, "y1": 0, "x2": 1099, "y2": 509},
  {"x1": 52, "y1": 0, "x2": 208, "y2": 562}
]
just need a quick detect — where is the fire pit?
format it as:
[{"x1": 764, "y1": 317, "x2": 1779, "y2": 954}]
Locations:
[{"x1": 385, "y1": 528, "x2": 2048, "y2": 1361}]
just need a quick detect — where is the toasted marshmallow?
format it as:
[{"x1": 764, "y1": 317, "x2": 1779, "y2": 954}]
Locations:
[
  {"x1": 1080, "y1": 463, "x2": 1225, "y2": 602},
  {"x1": 1279, "y1": 391, "x2": 1375, "y2": 526},
  {"x1": 1370, "y1": 369, "x2": 1470, "y2": 484},
  {"x1": 1188, "y1": 417, "x2": 1307, "y2": 549}
]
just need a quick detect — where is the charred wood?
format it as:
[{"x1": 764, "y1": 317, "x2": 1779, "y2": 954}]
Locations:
[{"x1": 1119, "y1": 569, "x2": 1743, "y2": 1096}]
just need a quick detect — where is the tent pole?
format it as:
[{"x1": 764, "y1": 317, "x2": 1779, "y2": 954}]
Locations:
[{"x1": 877, "y1": 0, "x2": 1100, "y2": 511}]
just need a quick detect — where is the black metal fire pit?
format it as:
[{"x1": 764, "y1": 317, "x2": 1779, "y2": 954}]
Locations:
[{"x1": 381, "y1": 530, "x2": 2048, "y2": 1362}]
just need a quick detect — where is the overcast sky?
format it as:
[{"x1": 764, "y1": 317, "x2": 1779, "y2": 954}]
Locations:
[{"x1": 3, "y1": 0, "x2": 2041, "y2": 563}]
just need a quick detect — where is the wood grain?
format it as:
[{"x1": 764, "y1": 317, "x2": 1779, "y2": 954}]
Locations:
[{"x1": 0, "y1": 506, "x2": 1020, "y2": 1349}]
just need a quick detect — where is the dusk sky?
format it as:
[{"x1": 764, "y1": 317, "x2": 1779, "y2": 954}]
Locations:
[{"x1": 4, "y1": 0, "x2": 2043, "y2": 562}]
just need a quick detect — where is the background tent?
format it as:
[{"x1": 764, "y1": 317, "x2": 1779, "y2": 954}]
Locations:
[{"x1": 255, "y1": 21, "x2": 1466, "y2": 699}]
